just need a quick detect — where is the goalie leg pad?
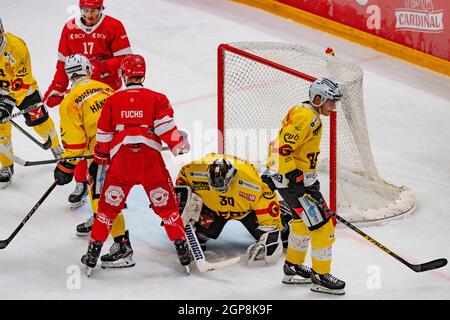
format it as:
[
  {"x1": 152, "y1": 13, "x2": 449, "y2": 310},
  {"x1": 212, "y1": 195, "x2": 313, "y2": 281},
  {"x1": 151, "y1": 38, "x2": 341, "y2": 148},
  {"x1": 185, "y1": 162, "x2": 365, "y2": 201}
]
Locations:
[
  {"x1": 175, "y1": 185, "x2": 203, "y2": 226},
  {"x1": 247, "y1": 225, "x2": 283, "y2": 267}
]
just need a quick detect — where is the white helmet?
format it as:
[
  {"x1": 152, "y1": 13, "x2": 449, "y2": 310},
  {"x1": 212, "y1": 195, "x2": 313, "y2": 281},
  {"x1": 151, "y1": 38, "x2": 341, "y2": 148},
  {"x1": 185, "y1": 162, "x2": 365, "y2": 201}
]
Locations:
[
  {"x1": 65, "y1": 54, "x2": 92, "y2": 79},
  {"x1": 309, "y1": 78, "x2": 342, "y2": 107}
]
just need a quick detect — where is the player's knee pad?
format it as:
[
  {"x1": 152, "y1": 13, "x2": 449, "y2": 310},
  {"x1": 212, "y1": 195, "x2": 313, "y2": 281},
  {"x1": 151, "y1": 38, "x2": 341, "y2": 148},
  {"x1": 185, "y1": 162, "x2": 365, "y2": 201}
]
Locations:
[
  {"x1": 288, "y1": 232, "x2": 311, "y2": 253},
  {"x1": 20, "y1": 91, "x2": 49, "y2": 126}
]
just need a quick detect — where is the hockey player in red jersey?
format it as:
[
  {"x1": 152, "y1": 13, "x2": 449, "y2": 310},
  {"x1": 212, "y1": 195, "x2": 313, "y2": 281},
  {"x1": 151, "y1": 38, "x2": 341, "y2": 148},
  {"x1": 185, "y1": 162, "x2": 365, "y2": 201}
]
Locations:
[
  {"x1": 43, "y1": 0, "x2": 133, "y2": 209},
  {"x1": 81, "y1": 54, "x2": 192, "y2": 275}
]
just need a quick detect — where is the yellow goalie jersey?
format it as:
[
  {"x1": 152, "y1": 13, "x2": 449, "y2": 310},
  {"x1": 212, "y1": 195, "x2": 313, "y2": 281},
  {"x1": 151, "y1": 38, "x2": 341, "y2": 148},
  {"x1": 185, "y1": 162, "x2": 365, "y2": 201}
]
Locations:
[
  {"x1": 59, "y1": 78, "x2": 113, "y2": 162},
  {"x1": 176, "y1": 153, "x2": 282, "y2": 229},
  {"x1": 0, "y1": 33, "x2": 39, "y2": 105},
  {"x1": 266, "y1": 103, "x2": 323, "y2": 175}
]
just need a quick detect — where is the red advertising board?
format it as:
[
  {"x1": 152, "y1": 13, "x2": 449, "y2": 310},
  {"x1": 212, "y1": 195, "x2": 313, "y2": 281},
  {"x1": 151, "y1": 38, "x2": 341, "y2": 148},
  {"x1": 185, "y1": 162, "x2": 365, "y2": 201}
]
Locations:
[{"x1": 277, "y1": 0, "x2": 449, "y2": 61}]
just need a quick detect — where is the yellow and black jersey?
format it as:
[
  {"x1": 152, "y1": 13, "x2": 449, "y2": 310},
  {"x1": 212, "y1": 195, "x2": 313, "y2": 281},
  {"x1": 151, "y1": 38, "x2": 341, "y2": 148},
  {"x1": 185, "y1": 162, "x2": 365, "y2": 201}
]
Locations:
[
  {"x1": 176, "y1": 153, "x2": 282, "y2": 229},
  {"x1": 0, "y1": 32, "x2": 39, "y2": 106},
  {"x1": 266, "y1": 103, "x2": 323, "y2": 175},
  {"x1": 59, "y1": 78, "x2": 113, "y2": 163}
]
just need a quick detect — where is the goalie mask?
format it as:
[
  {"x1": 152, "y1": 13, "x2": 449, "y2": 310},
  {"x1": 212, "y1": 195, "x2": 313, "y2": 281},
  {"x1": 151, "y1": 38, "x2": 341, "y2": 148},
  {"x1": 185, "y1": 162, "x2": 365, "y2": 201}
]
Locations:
[
  {"x1": 309, "y1": 78, "x2": 342, "y2": 107},
  {"x1": 65, "y1": 54, "x2": 92, "y2": 79},
  {"x1": 207, "y1": 158, "x2": 237, "y2": 192}
]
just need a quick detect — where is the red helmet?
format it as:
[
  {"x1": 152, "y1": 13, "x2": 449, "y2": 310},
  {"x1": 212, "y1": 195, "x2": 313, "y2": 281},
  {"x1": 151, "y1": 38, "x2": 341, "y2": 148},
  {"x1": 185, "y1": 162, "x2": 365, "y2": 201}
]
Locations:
[
  {"x1": 119, "y1": 54, "x2": 146, "y2": 78},
  {"x1": 79, "y1": 0, "x2": 104, "y2": 8}
]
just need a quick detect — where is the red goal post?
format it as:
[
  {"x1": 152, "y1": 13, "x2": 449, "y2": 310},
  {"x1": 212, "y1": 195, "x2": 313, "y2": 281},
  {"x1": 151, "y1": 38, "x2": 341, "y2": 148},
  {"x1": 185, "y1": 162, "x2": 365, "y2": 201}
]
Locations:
[{"x1": 217, "y1": 42, "x2": 415, "y2": 224}]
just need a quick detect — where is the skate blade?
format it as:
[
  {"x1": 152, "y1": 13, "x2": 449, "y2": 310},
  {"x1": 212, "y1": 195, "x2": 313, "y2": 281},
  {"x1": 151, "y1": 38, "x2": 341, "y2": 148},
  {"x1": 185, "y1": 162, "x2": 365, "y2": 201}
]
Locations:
[
  {"x1": 185, "y1": 265, "x2": 190, "y2": 275},
  {"x1": 76, "y1": 231, "x2": 91, "y2": 237},
  {"x1": 311, "y1": 284, "x2": 345, "y2": 295},
  {"x1": 282, "y1": 275, "x2": 312, "y2": 284},
  {"x1": 84, "y1": 266, "x2": 93, "y2": 277},
  {"x1": 70, "y1": 198, "x2": 88, "y2": 210},
  {"x1": 101, "y1": 256, "x2": 135, "y2": 269},
  {"x1": 0, "y1": 181, "x2": 12, "y2": 189}
]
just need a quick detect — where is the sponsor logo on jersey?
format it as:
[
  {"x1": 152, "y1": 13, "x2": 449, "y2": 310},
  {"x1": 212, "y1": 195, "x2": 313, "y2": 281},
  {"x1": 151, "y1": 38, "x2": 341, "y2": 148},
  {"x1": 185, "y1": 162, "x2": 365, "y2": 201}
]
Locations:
[
  {"x1": 284, "y1": 132, "x2": 299, "y2": 144},
  {"x1": 294, "y1": 125, "x2": 303, "y2": 131},
  {"x1": 149, "y1": 187, "x2": 169, "y2": 207},
  {"x1": 180, "y1": 167, "x2": 187, "y2": 177},
  {"x1": 192, "y1": 181, "x2": 210, "y2": 191},
  {"x1": 238, "y1": 179, "x2": 260, "y2": 191},
  {"x1": 238, "y1": 191, "x2": 256, "y2": 202},
  {"x1": 310, "y1": 116, "x2": 319, "y2": 128},
  {"x1": 263, "y1": 191, "x2": 276, "y2": 200},
  {"x1": 268, "y1": 201, "x2": 280, "y2": 217},
  {"x1": 105, "y1": 185, "x2": 125, "y2": 206},
  {"x1": 190, "y1": 171, "x2": 208, "y2": 178},
  {"x1": 75, "y1": 87, "x2": 111, "y2": 104}
]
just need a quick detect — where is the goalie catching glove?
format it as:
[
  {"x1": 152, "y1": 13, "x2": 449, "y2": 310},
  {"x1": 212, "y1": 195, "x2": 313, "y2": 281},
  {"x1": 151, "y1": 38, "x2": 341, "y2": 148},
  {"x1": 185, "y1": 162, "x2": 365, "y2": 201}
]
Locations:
[{"x1": 247, "y1": 225, "x2": 283, "y2": 267}]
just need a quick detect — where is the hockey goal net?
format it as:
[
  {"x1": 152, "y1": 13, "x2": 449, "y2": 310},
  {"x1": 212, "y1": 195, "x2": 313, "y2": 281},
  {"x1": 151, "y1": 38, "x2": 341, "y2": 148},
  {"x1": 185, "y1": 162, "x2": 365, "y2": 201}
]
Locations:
[{"x1": 217, "y1": 42, "x2": 416, "y2": 224}]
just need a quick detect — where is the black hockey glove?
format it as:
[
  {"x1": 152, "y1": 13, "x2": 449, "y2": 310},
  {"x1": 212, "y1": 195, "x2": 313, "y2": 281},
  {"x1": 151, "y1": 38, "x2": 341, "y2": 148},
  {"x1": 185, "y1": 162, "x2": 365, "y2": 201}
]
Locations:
[
  {"x1": 0, "y1": 95, "x2": 15, "y2": 121},
  {"x1": 261, "y1": 170, "x2": 277, "y2": 191},
  {"x1": 54, "y1": 162, "x2": 76, "y2": 186},
  {"x1": 284, "y1": 169, "x2": 305, "y2": 196}
]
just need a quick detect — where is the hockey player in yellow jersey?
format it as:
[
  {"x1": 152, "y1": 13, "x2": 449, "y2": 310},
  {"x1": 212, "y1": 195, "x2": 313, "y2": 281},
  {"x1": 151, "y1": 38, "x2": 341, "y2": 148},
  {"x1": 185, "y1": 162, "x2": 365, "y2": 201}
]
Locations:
[
  {"x1": 0, "y1": 18, "x2": 62, "y2": 188},
  {"x1": 176, "y1": 153, "x2": 290, "y2": 266},
  {"x1": 262, "y1": 78, "x2": 346, "y2": 295},
  {"x1": 53, "y1": 54, "x2": 134, "y2": 269}
]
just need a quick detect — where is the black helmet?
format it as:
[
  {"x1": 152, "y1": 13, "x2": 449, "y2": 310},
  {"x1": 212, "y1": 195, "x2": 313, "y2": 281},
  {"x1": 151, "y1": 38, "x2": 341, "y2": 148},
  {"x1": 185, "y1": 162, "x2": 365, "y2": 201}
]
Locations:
[{"x1": 207, "y1": 158, "x2": 237, "y2": 192}]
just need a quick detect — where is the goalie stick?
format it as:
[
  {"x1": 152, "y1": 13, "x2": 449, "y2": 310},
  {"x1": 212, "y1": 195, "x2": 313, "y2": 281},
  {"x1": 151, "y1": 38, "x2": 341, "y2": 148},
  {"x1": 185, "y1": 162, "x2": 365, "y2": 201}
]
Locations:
[
  {"x1": 0, "y1": 181, "x2": 58, "y2": 249},
  {"x1": 10, "y1": 119, "x2": 52, "y2": 150},
  {"x1": 303, "y1": 194, "x2": 448, "y2": 273},
  {"x1": 185, "y1": 221, "x2": 241, "y2": 272},
  {"x1": 0, "y1": 145, "x2": 170, "y2": 166}
]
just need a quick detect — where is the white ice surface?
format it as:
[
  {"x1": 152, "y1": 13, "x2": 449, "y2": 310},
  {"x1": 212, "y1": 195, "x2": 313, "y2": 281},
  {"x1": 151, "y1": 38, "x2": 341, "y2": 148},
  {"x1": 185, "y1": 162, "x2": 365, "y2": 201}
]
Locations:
[{"x1": 0, "y1": 0, "x2": 449, "y2": 300}]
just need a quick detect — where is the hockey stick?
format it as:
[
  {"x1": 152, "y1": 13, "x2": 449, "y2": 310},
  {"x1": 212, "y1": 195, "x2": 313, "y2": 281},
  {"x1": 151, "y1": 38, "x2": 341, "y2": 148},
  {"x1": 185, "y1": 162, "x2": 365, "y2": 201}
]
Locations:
[
  {"x1": 10, "y1": 120, "x2": 52, "y2": 150},
  {"x1": 185, "y1": 221, "x2": 241, "y2": 272},
  {"x1": 0, "y1": 145, "x2": 171, "y2": 166},
  {"x1": 0, "y1": 102, "x2": 44, "y2": 124},
  {"x1": 0, "y1": 181, "x2": 58, "y2": 249},
  {"x1": 303, "y1": 194, "x2": 448, "y2": 272}
]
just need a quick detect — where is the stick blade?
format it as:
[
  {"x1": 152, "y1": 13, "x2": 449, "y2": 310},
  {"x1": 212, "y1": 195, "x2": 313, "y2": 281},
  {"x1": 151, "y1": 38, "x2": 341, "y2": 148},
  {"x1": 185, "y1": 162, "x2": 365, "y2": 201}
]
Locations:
[
  {"x1": 0, "y1": 241, "x2": 8, "y2": 249},
  {"x1": 197, "y1": 256, "x2": 241, "y2": 272},
  {"x1": 42, "y1": 137, "x2": 52, "y2": 150},
  {"x1": 413, "y1": 258, "x2": 448, "y2": 272}
]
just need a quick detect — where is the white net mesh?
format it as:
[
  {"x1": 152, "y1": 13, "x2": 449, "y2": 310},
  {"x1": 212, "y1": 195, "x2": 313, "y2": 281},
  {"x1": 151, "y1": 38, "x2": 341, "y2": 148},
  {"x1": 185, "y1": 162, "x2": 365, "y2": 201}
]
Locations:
[{"x1": 220, "y1": 42, "x2": 415, "y2": 223}]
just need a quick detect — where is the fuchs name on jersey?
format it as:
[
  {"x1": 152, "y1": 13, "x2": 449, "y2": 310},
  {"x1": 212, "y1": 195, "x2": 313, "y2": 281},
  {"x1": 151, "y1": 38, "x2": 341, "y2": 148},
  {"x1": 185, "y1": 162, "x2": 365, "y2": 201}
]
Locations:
[{"x1": 121, "y1": 110, "x2": 143, "y2": 118}]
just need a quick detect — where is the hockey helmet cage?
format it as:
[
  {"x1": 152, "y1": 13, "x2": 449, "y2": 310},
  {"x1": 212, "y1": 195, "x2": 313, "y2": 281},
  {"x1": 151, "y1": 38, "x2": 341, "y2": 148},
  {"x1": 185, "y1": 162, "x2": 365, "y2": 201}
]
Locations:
[
  {"x1": 309, "y1": 78, "x2": 342, "y2": 106},
  {"x1": 79, "y1": 0, "x2": 104, "y2": 8},
  {"x1": 0, "y1": 18, "x2": 4, "y2": 34},
  {"x1": 207, "y1": 158, "x2": 237, "y2": 192},
  {"x1": 119, "y1": 54, "x2": 146, "y2": 79},
  {"x1": 65, "y1": 54, "x2": 92, "y2": 79}
]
